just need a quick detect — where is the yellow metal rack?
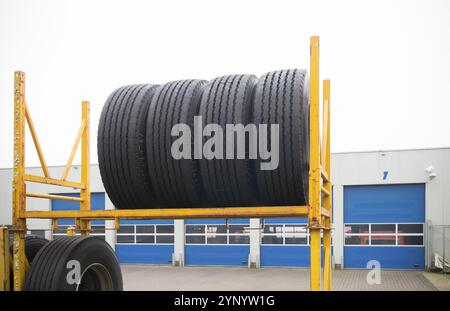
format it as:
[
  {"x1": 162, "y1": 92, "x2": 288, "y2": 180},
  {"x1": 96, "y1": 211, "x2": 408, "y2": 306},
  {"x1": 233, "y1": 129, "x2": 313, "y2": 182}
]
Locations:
[{"x1": 1, "y1": 36, "x2": 331, "y2": 291}]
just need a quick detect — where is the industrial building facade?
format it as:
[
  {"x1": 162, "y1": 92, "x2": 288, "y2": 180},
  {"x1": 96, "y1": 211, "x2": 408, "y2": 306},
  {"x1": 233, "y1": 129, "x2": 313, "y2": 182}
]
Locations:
[{"x1": 0, "y1": 147, "x2": 448, "y2": 270}]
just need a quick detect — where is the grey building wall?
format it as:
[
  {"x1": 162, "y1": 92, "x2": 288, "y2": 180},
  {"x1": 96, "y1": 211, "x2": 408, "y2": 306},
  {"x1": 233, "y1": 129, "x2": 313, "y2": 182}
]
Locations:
[
  {"x1": 331, "y1": 147, "x2": 450, "y2": 267},
  {"x1": 0, "y1": 147, "x2": 449, "y2": 268}
]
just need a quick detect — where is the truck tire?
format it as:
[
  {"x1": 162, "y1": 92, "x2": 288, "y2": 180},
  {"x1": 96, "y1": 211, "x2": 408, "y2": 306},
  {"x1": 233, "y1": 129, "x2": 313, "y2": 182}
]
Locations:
[
  {"x1": 25, "y1": 236, "x2": 122, "y2": 291},
  {"x1": 146, "y1": 80, "x2": 206, "y2": 207},
  {"x1": 98, "y1": 84, "x2": 159, "y2": 209},
  {"x1": 252, "y1": 69, "x2": 309, "y2": 206},
  {"x1": 198, "y1": 74, "x2": 258, "y2": 206}
]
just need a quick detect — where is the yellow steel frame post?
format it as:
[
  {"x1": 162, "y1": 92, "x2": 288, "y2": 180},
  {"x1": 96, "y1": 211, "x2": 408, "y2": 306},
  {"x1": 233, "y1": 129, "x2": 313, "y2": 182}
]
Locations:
[
  {"x1": 322, "y1": 80, "x2": 332, "y2": 291},
  {"x1": 79, "y1": 101, "x2": 91, "y2": 236},
  {"x1": 13, "y1": 71, "x2": 27, "y2": 291},
  {"x1": 308, "y1": 36, "x2": 322, "y2": 291},
  {"x1": 0, "y1": 226, "x2": 10, "y2": 291}
]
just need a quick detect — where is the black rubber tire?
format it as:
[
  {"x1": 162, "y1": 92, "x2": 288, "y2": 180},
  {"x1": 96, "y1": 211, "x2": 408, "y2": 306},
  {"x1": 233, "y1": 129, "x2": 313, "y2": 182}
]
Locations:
[
  {"x1": 252, "y1": 69, "x2": 309, "y2": 206},
  {"x1": 146, "y1": 80, "x2": 206, "y2": 207},
  {"x1": 198, "y1": 74, "x2": 258, "y2": 206},
  {"x1": 25, "y1": 236, "x2": 122, "y2": 291},
  {"x1": 98, "y1": 84, "x2": 159, "y2": 209}
]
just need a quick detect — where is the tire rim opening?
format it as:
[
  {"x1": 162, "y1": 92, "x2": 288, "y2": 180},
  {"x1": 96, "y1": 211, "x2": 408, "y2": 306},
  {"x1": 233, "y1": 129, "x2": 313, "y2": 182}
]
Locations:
[{"x1": 77, "y1": 263, "x2": 114, "y2": 291}]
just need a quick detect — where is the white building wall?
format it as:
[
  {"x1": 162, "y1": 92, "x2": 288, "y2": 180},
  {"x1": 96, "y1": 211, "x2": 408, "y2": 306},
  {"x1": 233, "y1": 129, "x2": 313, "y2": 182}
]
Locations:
[{"x1": 331, "y1": 147, "x2": 450, "y2": 267}]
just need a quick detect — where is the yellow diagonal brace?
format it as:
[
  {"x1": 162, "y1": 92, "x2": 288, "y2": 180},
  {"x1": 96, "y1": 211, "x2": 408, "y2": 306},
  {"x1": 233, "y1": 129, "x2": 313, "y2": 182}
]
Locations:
[
  {"x1": 61, "y1": 119, "x2": 86, "y2": 180},
  {"x1": 25, "y1": 103, "x2": 50, "y2": 178}
]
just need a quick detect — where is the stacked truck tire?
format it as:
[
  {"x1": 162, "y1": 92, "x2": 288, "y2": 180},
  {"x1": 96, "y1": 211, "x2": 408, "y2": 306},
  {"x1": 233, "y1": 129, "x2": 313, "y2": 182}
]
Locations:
[{"x1": 97, "y1": 69, "x2": 310, "y2": 209}]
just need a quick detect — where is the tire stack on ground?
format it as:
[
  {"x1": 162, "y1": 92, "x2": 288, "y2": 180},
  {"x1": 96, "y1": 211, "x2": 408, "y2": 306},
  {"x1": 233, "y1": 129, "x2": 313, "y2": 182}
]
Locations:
[
  {"x1": 97, "y1": 69, "x2": 309, "y2": 209},
  {"x1": 25, "y1": 236, "x2": 122, "y2": 291}
]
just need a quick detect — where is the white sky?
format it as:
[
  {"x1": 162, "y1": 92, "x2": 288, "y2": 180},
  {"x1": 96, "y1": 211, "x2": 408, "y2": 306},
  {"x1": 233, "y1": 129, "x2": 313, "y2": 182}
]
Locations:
[{"x1": 1, "y1": 0, "x2": 449, "y2": 168}]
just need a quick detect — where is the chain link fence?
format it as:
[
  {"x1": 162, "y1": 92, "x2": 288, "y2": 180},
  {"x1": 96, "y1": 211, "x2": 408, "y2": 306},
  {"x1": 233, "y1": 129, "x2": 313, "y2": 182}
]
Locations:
[{"x1": 426, "y1": 222, "x2": 450, "y2": 272}]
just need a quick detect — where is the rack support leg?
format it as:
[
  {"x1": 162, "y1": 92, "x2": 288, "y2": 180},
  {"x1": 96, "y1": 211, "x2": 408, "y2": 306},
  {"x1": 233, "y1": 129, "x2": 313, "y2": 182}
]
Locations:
[
  {"x1": 323, "y1": 229, "x2": 332, "y2": 291},
  {"x1": 79, "y1": 101, "x2": 91, "y2": 236},
  {"x1": 0, "y1": 226, "x2": 10, "y2": 291},
  {"x1": 13, "y1": 71, "x2": 27, "y2": 291},
  {"x1": 310, "y1": 228, "x2": 321, "y2": 291}
]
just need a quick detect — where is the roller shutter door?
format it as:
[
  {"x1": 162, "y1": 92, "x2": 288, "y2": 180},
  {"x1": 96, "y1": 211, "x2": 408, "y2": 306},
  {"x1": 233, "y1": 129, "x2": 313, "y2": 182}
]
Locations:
[
  {"x1": 185, "y1": 219, "x2": 250, "y2": 266},
  {"x1": 344, "y1": 184, "x2": 425, "y2": 270},
  {"x1": 260, "y1": 218, "x2": 311, "y2": 267},
  {"x1": 115, "y1": 219, "x2": 174, "y2": 264}
]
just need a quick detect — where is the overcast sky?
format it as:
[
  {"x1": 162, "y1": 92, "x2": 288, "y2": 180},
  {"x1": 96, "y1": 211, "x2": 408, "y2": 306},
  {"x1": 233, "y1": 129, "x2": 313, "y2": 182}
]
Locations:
[{"x1": 1, "y1": 0, "x2": 449, "y2": 168}]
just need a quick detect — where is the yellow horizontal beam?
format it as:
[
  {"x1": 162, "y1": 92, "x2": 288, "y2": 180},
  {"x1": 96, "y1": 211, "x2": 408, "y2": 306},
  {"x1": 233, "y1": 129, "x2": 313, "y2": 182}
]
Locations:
[
  {"x1": 25, "y1": 174, "x2": 85, "y2": 189},
  {"x1": 26, "y1": 192, "x2": 83, "y2": 202},
  {"x1": 24, "y1": 205, "x2": 309, "y2": 220}
]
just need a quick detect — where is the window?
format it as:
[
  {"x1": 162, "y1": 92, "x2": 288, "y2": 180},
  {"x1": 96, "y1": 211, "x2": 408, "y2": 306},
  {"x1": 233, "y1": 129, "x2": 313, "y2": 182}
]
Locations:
[
  {"x1": 116, "y1": 224, "x2": 174, "y2": 245},
  {"x1": 186, "y1": 235, "x2": 205, "y2": 244},
  {"x1": 185, "y1": 223, "x2": 250, "y2": 245},
  {"x1": 398, "y1": 224, "x2": 423, "y2": 234},
  {"x1": 345, "y1": 224, "x2": 369, "y2": 234},
  {"x1": 371, "y1": 236, "x2": 396, "y2": 245},
  {"x1": 53, "y1": 225, "x2": 105, "y2": 240},
  {"x1": 345, "y1": 235, "x2": 369, "y2": 245},
  {"x1": 371, "y1": 224, "x2": 395, "y2": 234},
  {"x1": 261, "y1": 224, "x2": 311, "y2": 245},
  {"x1": 344, "y1": 223, "x2": 424, "y2": 246},
  {"x1": 136, "y1": 226, "x2": 154, "y2": 234},
  {"x1": 29, "y1": 230, "x2": 46, "y2": 238}
]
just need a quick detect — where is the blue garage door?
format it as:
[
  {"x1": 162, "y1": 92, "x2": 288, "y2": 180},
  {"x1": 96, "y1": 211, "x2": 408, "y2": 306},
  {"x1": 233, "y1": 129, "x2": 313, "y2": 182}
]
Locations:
[
  {"x1": 115, "y1": 219, "x2": 174, "y2": 264},
  {"x1": 261, "y1": 218, "x2": 310, "y2": 267},
  {"x1": 52, "y1": 192, "x2": 105, "y2": 239},
  {"x1": 344, "y1": 184, "x2": 425, "y2": 270},
  {"x1": 185, "y1": 219, "x2": 249, "y2": 266}
]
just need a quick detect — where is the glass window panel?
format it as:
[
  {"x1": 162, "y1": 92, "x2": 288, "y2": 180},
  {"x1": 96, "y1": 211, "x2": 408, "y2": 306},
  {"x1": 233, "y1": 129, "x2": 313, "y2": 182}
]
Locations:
[
  {"x1": 371, "y1": 235, "x2": 396, "y2": 245},
  {"x1": 398, "y1": 224, "x2": 423, "y2": 234},
  {"x1": 117, "y1": 235, "x2": 134, "y2": 243},
  {"x1": 398, "y1": 236, "x2": 423, "y2": 246},
  {"x1": 136, "y1": 235, "x2": 155, "y2": 243},
  {"x1": 186, "y1": 225, "x2": 205, "y2": 234},
  {"x1": 30, "y1": 230, "x2": 46, "y2": 238},
  {"x1": 91, "y1": 226, "x2": 105, "y2": 234},
  {"x1": 345, "y1": 236, "x2": 369, "y2": 245},
  {"x1": 229, "y1": 235, "x2": 249, "y2": 244},
  {"x1": 186, "y1": 235, "x2": 205, "y2": 244},
  {"x1": 207, "y1": 225, "x2": 227, "y2": 234},
  {"x1": 117, "y1": 226, "x2": 134, "y2": 234},
  {"x1": 344, "y1": 224, "x2": 369, "y2": 234},
  {"x1": 262, "y1": 235, "x2": 283, "y2": 244},
  {"x1": 228, "y1": 225, "x2": 247, "y2": 234},
  {"x1": 263, "y1": 225, "x2": 283, "y2": 234},
  {"x1": 285, "y1": 237, "x2": 307, "y2": 245},
  {"x1": 371, "y1": 224, "x2": 395, "y2": 234},
  {"x1": 54, "y1": 227, "x2": 68, "y2": 234},
  {"x1": 156, "y1": 225, "x2": 174, "y2": 234},
  {"x1": 156, "y1": 235, "x2": 174, "y2": 244},
  {"x1": 136, "y1": 225, "x2": 154, "y2": 234},
  {"x1": 207, "y1": 235, "x2": 227, "y2": 244},
  {"x1": 285, "y1": 234, "x2": 308, "y2": 240},
  {"x1": 284, "y1": 225, "x2": 307, "y2": 233}
]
